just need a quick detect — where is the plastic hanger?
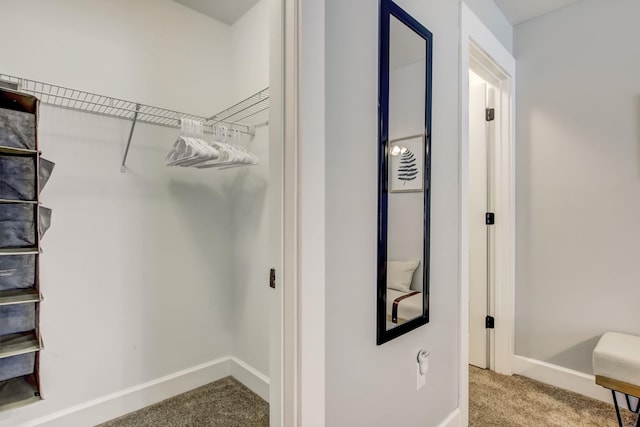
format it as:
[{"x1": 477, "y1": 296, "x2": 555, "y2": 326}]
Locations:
[
  {"x1": 194, "y1": 125, "x2": 259, "y2": 169},
  {"x1": 166, "y1": 119, "x2": 220, "y2": 167}
]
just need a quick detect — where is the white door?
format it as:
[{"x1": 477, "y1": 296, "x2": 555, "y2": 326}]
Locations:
[{"x1": 468, "y1": 71, "x2": 496, "y2": 369}]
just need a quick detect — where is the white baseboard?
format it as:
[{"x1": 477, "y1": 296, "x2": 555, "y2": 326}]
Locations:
[
  {"x1": 512, "y1": 355, "x2": 612, "y2": 403},
  {"x1": 23, "y1": 356, "x2": 269, "y2": 427},
  {"x1": 230, "y1": 357, "x2": 270, "y2": 402},
  {"x1": 437, "y1": 408, "x2": 461, "y2": 427}
]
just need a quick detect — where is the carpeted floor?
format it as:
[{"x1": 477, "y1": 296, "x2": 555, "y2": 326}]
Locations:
[
  {"x1": 470, "y1": 365, "x2": 638, "y2": 427},
  {"x1": 97, "y1": 376, "x2": 269, "y2": 427},
  {"x1": 97, "y1": 367, "x2": 638, "y2": 426}
]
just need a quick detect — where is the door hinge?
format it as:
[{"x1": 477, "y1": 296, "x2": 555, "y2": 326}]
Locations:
[
  {"x1": 269, "y1": 268, "x2": 276, "y2": 289},
  {"x1": 486, "y1": 108, "x2": 495, "y2": 122},
  {"x1": 485, "y1": 316, "x2": 495, "y2": 329},
  {"x1": 485, "y1": 212, "x2": 495, "y2": 225}
]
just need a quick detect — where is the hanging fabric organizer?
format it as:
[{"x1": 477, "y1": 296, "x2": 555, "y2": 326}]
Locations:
[
  {"x1": 0, "y1": 88, "x2": 56, "y2": 411},
  {"x1": 0, "y1": 74, "x2": 270, "y2": 172}
]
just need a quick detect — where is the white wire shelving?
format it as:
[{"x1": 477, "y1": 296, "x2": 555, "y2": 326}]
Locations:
[
  {"x1": 0, "y1": 73, "x2": 269, "y2": 172},
  {"x1": 207, "y1": 88, "x2": 269, "y2": 129}
]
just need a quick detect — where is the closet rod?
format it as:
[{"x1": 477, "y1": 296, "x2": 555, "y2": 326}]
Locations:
[{"x1": 0, "y1": 74, "x2": 270, "y2": 171}]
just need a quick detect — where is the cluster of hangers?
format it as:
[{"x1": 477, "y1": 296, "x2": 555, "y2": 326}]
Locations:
[{"x1": 165, "y1": 118, "x2": 259, "y2": 169}]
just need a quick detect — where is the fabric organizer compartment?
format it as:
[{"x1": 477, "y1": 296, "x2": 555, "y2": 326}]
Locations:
[
  {"x1": 0, "y1": 155, "x2": 37, "y2": 200},
  {"x1": 0, "y1": 204, "x2": 51, "y2": 248},
  {"x1": 0, "y1": 204, "x2": 37, "y2": 248},
  {"x1": 0, "y1": 353, "x2": 35, "y2": 382},
  {"x1": 0, "y1": 255, "x2": 36, "y2": 291},
  {"x1": 0, "y1": 108, "x2": 36, "y2": 151},
  {"x1": 0, "y1": 304, "x2": 36, "y2": 336},
  {"x1": 0, "y1": 372, "x2": 40, "y2": 410},
  {"x1": 0, "y1": 156, "x2": 54, "y2": 201}
]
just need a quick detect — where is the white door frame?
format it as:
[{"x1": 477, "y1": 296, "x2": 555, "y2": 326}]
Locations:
[
  {"x1": 268, "y1": 0, "x2": 290, "y2": 425},
  {"x1": 278, "y1": 0, "x2": 301, "y2": 425},
  {"x1": 278, "y1": 0, "x2": 326, "y2": 426},
  {"x1": 271, "y1": 0, "x2": 297, "y2": 424},
  {"x1": 460, "y1": 4, "x2": 516, "y2": 426}
]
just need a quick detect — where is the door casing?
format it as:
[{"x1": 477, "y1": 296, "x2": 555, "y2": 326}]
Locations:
[{"x1": 460, "y1": 4, "x2": 516, "y2": 426}]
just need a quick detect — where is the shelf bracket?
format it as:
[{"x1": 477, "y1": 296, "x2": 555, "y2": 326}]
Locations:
[{"x1": 121, "y1": 103, "x2": 141, "y2": 173}]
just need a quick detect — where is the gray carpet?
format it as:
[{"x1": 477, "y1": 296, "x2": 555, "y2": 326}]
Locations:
[
  {"x1": 98, "y1": 367, "x2": 638, "y2": 426},
  {"x1": 470, "y1": 365, "x2": 638, "y2": 426},
  {"x1": 97, "y1": 376, "x2": 269, "y2": 427}
]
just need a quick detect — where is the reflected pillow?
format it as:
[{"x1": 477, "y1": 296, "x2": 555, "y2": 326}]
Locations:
[{"x1": 387, "y1": 260, "x2": 420, "y2": 293}]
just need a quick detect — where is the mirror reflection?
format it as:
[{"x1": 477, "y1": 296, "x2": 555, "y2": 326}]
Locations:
[{"x1": 385, "y1": 15, "x2": 427, "y2": 331}]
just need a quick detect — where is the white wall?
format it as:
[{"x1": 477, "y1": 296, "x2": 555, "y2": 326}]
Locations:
[
  {"x1": 463, "y1": 0, "x2": 513, "y2": 54},
  {"x1": 515, "y1": 0, "x2": 640, "y2": 374},
  {"x1": 298, "y1": 0, "x2": 327, "y2": 424},
  {"x1": 0, "y1": 0, "x2": 271, "y2": 425},
  {"x1": 228, "y1": 0, "x2": 271, "y2": 383},
  {"x1": 325, "y1": 0, "x2": 460, "y2": 425},
  {"x1": 1, "y1": 0, "x2": 233, "y2": 115},
  {"x1": 230, "y1": 0, "x2": 271, "y2": 99},
  {"x1": 231, "y1": 126, "x2": 270, "y2": 379},
  {"x1": 1, "y1": 105, "x2": 238, "y2": 427}
]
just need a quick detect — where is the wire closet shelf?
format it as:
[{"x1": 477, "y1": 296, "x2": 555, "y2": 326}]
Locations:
[{"x1": 0, "y1": 73, "x2": 269, "y2": 171}]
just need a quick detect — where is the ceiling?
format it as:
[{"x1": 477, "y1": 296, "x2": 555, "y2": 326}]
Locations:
[
  {"x1": 494, "y1": 0, "x2": 581, "y2": 25},
  {"x1": 173, "y1": 0, "x2": 260, "y2": 24},
  {"x1": 175, "y1": 0, "x2": 580, "y2": 28}
]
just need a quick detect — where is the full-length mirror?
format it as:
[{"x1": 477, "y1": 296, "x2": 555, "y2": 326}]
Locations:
[{"x1": 377, "y1": 0, "x2": 432, "y2": 345}]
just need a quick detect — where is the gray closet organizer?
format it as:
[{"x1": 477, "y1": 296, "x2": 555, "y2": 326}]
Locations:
[{"x1": 0, "y1": 88, "x2": 52, "y2": 411}]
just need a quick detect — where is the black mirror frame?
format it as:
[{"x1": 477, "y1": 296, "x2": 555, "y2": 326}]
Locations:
[{"x1": 377, "y1": 0, "x2": 433, "y2": 345}]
